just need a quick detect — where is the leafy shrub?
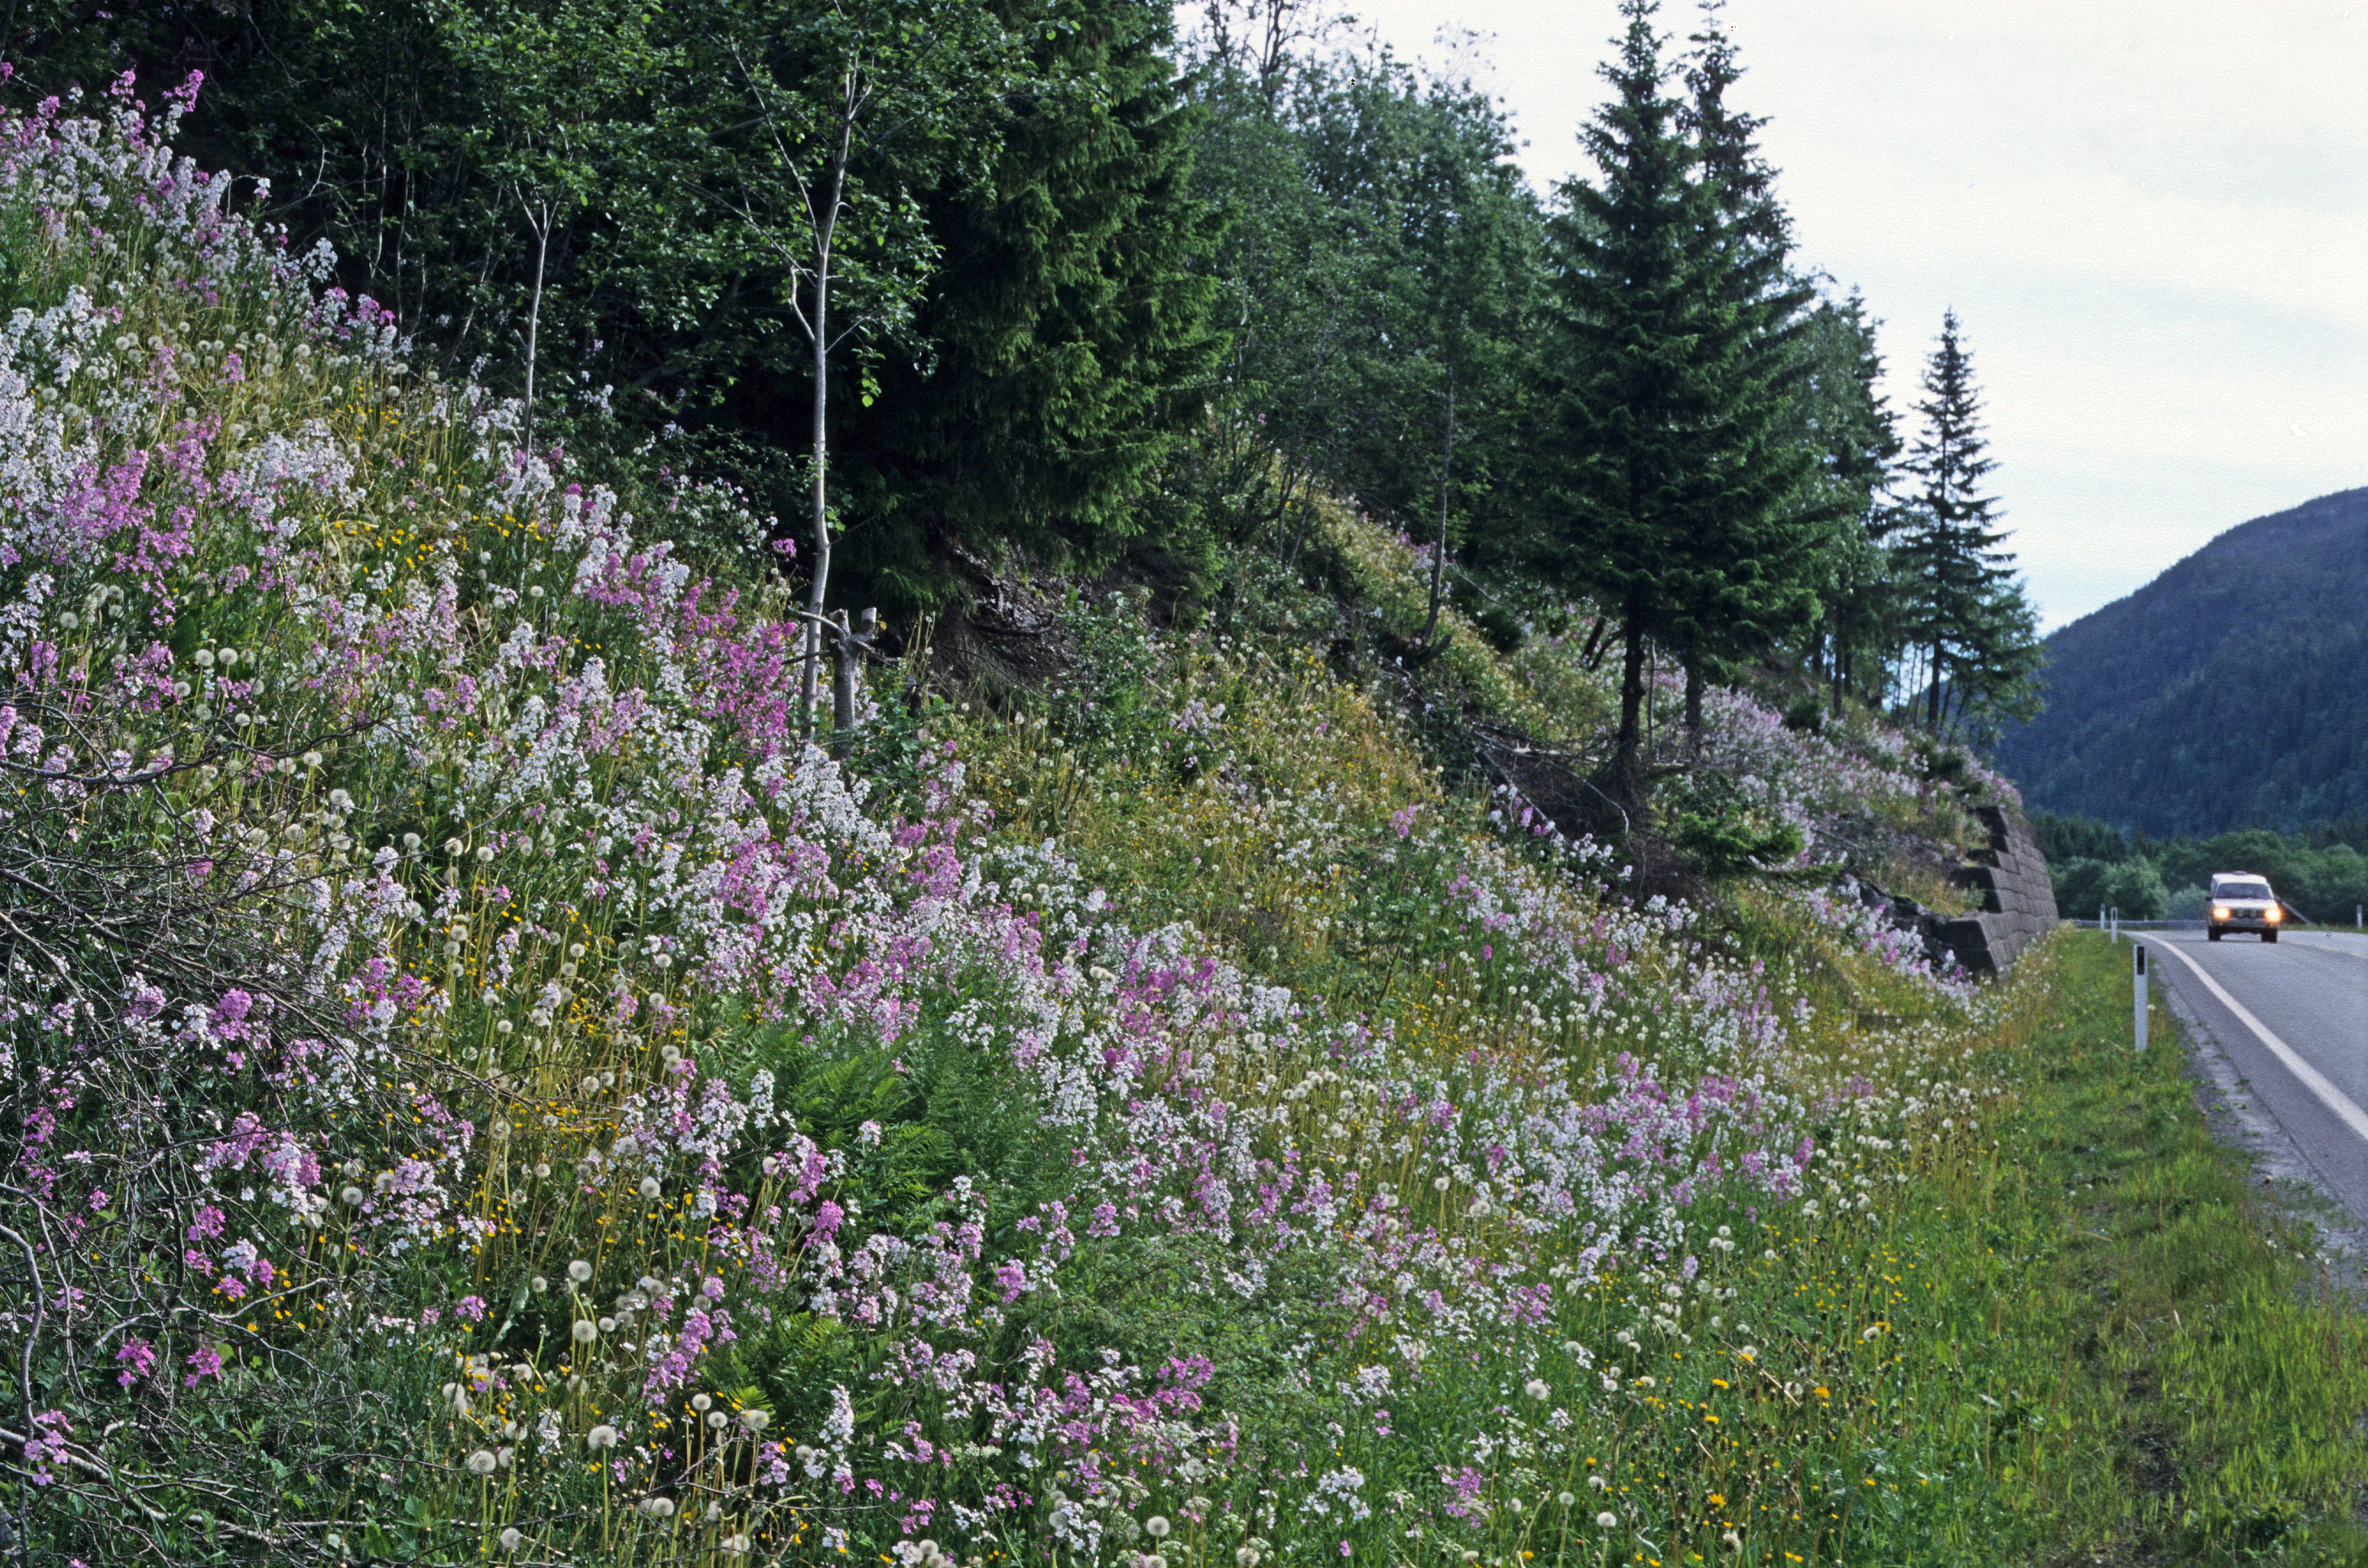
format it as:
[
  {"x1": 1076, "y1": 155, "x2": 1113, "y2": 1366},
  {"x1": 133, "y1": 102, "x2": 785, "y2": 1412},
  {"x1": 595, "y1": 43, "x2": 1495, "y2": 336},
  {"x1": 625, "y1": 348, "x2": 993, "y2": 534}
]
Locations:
[{"x1": 2103, "y1": 859, "x2": 2170, "y2": 920}]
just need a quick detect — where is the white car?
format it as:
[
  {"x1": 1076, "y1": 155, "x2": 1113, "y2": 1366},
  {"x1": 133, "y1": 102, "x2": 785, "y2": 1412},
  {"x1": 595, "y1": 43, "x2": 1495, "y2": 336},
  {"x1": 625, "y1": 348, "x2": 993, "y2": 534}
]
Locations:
[{"x1": 2208, "y1": 873, "x2": 2282, "y2": 942}]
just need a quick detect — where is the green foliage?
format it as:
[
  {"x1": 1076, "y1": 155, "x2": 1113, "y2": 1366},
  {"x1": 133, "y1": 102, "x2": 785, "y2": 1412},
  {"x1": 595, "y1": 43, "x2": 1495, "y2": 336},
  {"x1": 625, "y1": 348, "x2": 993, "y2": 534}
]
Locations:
[
  {"x1": 2051, "y1": 857, "x2": 2113, "y2": 918},
  {"x1": 1047, "y1": 586, "x2": 1170, "y2": 767},
  {"x1": 1794, "y1": 291, "x2": 1905, "y2": 711},
  {"x1": 2052, "y1": 856, "x2": 2168, "y2": 920},
  {"x1": 829, "y1": 0, "x2": 1227, "y2": 604},
  {"x1": 0, "y1": 192, "x2": 75, "y2": 315},
  {"x1": 2032, "y1": 809, "x2": 2133, "y2": 866},
  {"x1": 1178, "y1": 24, "x2": 1548, "y2": 592},
  {"x1": 1661, "y1": 769, "x2": 1806, "y2": 879},
  {"x1": 2101, "y1": 857, "x2": 2170, "y2": 920}
]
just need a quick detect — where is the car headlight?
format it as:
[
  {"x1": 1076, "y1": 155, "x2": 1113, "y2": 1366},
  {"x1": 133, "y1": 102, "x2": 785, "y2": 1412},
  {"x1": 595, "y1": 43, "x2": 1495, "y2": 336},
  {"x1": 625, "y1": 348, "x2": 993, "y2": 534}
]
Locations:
[
  {"x1": 2214, "y1": 907, "x2": 2231, "y2": 919},
  {"x1": 2264, "y1": 907, "x2": 2282, "y2": 922}
]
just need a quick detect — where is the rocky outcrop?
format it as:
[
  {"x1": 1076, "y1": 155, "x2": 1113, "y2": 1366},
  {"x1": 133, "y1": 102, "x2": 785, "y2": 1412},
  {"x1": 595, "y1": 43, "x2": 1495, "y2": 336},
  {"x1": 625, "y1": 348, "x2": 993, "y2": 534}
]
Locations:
[{"x1": 1835, "y1": 806, "x2": 2058, "y2": 975}]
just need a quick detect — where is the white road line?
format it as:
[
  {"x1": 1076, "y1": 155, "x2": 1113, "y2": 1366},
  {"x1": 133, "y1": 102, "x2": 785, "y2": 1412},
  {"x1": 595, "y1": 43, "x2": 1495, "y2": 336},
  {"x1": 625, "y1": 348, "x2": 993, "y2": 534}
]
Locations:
[{"x1": 2148, "y1": 938, "x2": 2368, "y2": 1146}]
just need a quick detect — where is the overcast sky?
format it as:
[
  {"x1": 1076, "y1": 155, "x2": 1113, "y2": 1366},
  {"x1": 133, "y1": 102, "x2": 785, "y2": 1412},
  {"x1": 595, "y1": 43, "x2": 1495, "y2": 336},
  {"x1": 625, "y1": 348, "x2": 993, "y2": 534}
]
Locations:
[{"x1": 1263, "y1": 0, "x2": 2368, "y2": 631}]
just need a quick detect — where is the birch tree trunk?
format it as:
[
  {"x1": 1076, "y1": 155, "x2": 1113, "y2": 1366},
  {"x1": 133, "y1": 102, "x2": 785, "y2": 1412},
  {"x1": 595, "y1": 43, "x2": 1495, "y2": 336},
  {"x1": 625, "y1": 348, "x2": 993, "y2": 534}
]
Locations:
[
  {"x1": 1422, "y1": 367, "x2": 1455, "y2": 647},
  {"x1": 521, "y1": 198, "x2": 550, "y2": 455},
  {"x1": 797, "y1": 116, "x2": 853, "y2": 733}
]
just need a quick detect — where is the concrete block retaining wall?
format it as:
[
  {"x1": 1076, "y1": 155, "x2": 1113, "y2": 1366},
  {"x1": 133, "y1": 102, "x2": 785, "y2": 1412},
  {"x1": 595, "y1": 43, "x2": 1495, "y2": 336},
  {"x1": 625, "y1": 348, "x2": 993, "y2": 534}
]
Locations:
[
  {"x1": 1836, "y1": 806, "x2": 2059, "y2": 975},
  {"x1": 1936, "y1": 806, "x2": 2061, "y2": 971}
]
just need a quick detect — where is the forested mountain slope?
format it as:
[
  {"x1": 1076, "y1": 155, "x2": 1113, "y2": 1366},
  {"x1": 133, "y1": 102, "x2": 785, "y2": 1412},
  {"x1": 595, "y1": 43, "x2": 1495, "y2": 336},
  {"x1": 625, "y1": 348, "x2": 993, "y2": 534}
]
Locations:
[{"x1": 1996, "y1": 486, "x2": 2368, "y2": 836}]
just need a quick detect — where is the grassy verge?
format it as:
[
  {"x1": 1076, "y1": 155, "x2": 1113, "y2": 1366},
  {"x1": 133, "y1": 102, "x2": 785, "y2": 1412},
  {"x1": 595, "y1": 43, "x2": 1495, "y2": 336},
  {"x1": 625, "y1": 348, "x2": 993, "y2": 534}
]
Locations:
[
  {"x1": 1911, "y1": 932, "x2": 2368, "y2": 1564},
  {"x1": 1529, "y1": 928, "x2": 2368, "y2": 1568}
]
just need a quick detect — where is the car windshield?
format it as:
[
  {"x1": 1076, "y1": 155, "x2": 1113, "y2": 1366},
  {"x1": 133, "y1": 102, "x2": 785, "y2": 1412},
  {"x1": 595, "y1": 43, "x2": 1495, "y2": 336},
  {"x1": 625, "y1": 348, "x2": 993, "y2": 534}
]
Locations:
[{"x1": 2218, "y1": 882, "x2": 2273, "y2": 901}]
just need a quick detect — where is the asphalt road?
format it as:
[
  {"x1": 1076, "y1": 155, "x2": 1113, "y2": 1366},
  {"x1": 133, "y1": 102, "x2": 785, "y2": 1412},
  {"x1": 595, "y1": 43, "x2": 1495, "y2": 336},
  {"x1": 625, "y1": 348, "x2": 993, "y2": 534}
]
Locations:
[{"x1": 2142, "y1": 927, "x2": 2368, "y2": 1232}]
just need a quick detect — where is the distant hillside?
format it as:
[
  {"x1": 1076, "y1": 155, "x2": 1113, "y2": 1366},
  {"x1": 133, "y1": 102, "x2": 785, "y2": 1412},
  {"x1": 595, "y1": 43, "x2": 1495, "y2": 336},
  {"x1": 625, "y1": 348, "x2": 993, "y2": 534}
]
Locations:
[{"x1": 1995, "y1": 486, "x2": 2368, "y2": 837}]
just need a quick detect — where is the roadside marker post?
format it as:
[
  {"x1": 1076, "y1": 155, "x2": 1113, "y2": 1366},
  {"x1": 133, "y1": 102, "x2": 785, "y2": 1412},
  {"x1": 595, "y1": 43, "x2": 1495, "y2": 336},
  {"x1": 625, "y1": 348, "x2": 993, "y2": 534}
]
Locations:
[
  {"x1": 2133, "y1": 944, "x2": 2148, "y2": 1052},
  {"x1": 2110, "y1": 907, "x2": 2120, "y2": 944}
]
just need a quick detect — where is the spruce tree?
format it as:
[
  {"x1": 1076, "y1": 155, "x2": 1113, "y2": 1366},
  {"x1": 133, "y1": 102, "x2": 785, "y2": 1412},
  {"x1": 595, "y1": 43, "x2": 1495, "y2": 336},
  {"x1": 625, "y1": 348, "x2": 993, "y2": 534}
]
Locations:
[
  {"x1": 1792, "y1": 291, "x2": 1903, "y2": 714},
  {"x1": 1547, "y1": 0, "x2": 1824, "y2": 795},
  {"x1": 832, "y1": 0, "x2": 1227, "y2": 606},
  {"x1": 1663, "y1": 0, "x2": 1825, "y2": 729},
  {"x1": 1894, "y1": 310, "x2": 2038, "y2": 731},
  {"x1": 1544, "y1": 0, "x2": 1701, "y2": 799}
]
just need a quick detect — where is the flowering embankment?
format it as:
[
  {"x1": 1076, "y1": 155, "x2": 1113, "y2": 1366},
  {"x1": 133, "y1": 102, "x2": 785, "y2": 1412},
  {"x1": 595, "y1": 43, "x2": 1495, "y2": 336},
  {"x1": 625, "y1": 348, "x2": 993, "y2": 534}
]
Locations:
[{"x1": 4, "y1": 81, "x2": 2039, "y2": 1568}]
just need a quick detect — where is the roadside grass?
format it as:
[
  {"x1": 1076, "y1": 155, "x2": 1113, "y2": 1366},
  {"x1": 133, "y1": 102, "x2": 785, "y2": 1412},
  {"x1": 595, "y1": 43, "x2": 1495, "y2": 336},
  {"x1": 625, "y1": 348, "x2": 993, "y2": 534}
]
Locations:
[
  {"x1": 1551, "y1": 928, "x2": 2368, "y2": 1568},
  {"x1": 1956, "y1": 931, "x2": 2368, "y2": 1564}
]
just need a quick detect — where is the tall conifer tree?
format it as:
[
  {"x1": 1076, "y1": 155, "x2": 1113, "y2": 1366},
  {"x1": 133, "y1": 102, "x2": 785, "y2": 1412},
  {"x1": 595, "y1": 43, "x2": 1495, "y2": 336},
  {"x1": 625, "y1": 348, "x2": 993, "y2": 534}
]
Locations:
[
  {"x1": 1894, "y1": 310, "x2": 2038, "y2": 731},
  {"x1": 1544, "y1": 0, "x2": 1702, "y2": 799},
  {"x1": 833, "y1": 0, "x2": 1226, "y2": 605},
  {"x1": 1547, "y1": 0, "x2": 1824, "y2": 795},
  {"x1": 1662, "y1": 0, "x2": 1825, "y2": 729},
  {"x1": 1793, "y1": 291, "x2": 1903, "y2": 713}
]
